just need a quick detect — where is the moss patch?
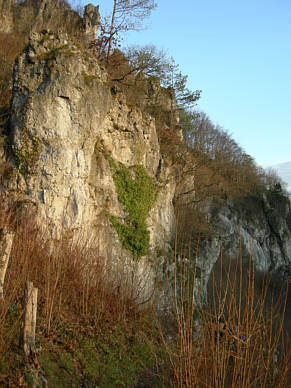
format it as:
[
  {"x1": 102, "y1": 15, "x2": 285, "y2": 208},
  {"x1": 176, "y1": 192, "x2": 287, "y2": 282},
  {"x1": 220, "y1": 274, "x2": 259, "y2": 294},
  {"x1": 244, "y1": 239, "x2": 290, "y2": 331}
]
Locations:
[
  {"x1": 109, "y1": 159, "x2": 158, "y2": 259},
  {"x1": 13, "y1": 130, "x2": 40, "y2": 175},
  {"x1": 82, "y1": 71, "x2": 98, "y2": 86}
]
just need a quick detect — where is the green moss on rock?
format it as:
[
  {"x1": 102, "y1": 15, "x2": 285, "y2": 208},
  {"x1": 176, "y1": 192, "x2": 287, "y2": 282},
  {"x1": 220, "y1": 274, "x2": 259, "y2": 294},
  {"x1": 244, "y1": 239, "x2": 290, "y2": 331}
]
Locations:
[
  {"x1": 13, "y1": 130, "x2": 40, "y2": 175},
  {"x1": 82, "y1": 71, "x2": 98, "y2": 86},
  {"x1": 109, "y1": 159, "x2": 158, "y2": 259}
]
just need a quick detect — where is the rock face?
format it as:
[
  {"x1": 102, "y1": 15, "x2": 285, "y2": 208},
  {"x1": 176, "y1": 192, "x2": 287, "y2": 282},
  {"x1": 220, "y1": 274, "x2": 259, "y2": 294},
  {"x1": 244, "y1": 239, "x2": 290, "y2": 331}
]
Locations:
[
  {"x1": 209, "y1": 193, "x2": 291, "y2": 271},
  {"x1": 0, "y1": 0, "x2": 97, "y2": 41},
  {"x1": 0, "y1": 0, "x2": 14, "y2": 33},
  {"x1": 9, "y1": 30, "x2": 176, "y2": 306},
  {"x1": 83, "y1": 3, "x2": 100, "y2": 43},
  {"x1": 193, "y1": 191, "x2": 291, "y2": 302}
]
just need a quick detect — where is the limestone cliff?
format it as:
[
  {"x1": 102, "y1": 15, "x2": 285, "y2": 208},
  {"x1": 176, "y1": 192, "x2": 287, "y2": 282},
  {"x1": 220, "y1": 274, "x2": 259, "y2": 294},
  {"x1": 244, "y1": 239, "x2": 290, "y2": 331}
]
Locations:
[
  {"x1": 6, "y1": 30, "x2": 176, "y2": 305},
  {"x1": 0, "y1": 0, "x2": 81, "y2": 35}
]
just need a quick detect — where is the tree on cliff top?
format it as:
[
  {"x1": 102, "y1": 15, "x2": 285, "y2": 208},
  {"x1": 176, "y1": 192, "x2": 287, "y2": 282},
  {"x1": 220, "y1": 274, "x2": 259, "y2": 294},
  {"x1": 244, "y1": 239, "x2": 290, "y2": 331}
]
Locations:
[
  {"x1": 123, "y1": 45, "x2": 201, "y2": 109},
  {"x1": 103, "y1": 0, "x2": 157, "y2": 60}
]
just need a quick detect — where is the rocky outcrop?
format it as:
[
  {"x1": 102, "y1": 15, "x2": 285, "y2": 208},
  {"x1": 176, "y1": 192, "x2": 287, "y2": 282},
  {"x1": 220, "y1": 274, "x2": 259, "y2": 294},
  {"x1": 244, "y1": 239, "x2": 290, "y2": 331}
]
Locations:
[
  {"x1": 8, "y1": 30, "x2": 176, "y2": 306},
  {"x1": 208, "y1": 192, "x2": 291, "y2": 271},
  {"x1": 83, "y1": 3, "x2": 100, "y2": 43},
  {"x1": 0, "y1": 0, "x2": 99, "y2": 43},
  {"x1": 191, "y1": 191, "x2": 291, "y2": 303}
]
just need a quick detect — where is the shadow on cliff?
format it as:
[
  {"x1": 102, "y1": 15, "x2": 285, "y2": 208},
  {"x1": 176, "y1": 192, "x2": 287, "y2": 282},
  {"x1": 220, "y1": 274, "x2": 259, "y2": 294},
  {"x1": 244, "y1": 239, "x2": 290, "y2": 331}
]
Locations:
[
  {"x1": 158, "y1": 234, "x2": 291, "y2": 387},
  {"x1": 208, "y1": 253, "x2": 291, "y2": 339}
]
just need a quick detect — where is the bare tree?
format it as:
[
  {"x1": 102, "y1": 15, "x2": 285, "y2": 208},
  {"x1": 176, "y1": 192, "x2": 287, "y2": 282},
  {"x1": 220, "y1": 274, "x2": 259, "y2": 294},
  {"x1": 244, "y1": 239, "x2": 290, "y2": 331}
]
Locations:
[
  {"x1": 123, "y1": 46, "x2": 201, "y2": 110},
  {"x1": 105, "y1": 0, "x2": 157, "y2": 60},
  {"x1": 111, "y1": 44, "x2": 170, "y2": 82}
]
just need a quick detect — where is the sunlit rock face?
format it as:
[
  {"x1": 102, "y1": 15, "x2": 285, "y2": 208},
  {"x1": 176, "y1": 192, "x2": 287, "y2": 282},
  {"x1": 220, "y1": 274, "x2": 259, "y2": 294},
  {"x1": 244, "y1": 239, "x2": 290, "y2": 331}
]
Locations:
[
  {"x1": 9, "y1": 30, "x2": 176, "y2": 308},
  {"x1": 0, "y1": 0, "x2": 82, "y2": 35}
]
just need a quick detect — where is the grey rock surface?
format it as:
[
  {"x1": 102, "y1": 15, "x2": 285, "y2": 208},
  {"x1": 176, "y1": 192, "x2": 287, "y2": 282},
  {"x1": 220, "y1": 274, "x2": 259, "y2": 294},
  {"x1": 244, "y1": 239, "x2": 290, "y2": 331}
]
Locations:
[
  {"x1": 194, "y1": 192, "x2": 291, "y2": 303},
  {"x1": 8, "y1": 30, "x2": 176, "y2": 307}
]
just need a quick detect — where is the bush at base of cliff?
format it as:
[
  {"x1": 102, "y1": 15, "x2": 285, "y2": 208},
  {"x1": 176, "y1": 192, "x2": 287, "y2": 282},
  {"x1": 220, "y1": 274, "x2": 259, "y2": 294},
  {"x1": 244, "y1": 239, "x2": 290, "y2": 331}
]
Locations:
[
  {"x1": 0, "y1": 205, "x2": 164, "y2": 387},
  {"x1": 159, "y1": 246, "x2": 291, "y2": 388}
]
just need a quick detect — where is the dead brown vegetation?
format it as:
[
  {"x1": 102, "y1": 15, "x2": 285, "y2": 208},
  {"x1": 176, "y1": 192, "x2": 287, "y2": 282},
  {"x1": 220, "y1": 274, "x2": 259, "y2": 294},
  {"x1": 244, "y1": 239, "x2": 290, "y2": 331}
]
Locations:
[
  {"x1": 160, "y1": 239, "x2": 291, "y2": 387},
  {"x1": 0, "y1": 32, "x2": 26, "y2": 110},
  {"x1": 0, "y1": 200, "x2": 160, "y2": 386},
  {"x1": 0, "y1": 202, "x2": 145, "y2": 361}
]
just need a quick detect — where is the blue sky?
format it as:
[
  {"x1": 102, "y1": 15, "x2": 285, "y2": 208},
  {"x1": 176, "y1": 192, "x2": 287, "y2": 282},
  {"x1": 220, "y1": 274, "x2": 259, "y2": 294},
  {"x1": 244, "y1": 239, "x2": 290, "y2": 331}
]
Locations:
[{"x1": 80, "y1": 0, "x2": 291, "y2": 167}]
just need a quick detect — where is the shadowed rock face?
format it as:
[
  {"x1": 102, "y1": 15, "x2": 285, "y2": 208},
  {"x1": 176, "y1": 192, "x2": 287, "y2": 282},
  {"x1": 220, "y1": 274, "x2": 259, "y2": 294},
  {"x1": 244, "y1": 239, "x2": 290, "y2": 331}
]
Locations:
[
  {"x1": 213, "y1": 193, "x2": 291, "y2": 271},
  {"x1": 191, "y1": 192, "x2": 291, "y2": 304}
]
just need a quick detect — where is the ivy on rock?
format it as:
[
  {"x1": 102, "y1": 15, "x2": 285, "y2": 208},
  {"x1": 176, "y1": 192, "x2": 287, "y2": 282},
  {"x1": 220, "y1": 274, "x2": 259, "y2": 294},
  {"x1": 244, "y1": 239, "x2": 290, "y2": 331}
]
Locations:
[{"x1": 109, "y1": 159, "x2": 158, "y2": 259}]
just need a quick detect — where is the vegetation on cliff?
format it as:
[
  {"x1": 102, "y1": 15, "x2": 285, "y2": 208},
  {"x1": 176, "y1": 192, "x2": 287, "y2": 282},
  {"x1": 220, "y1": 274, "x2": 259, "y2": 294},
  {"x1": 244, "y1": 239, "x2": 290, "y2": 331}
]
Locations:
[
  {"x1": 109, "y1": 159, "x2": 158, "y2": 258},
  {"x1": 0, "y1": 206, "x2": 164, "y2": 387}
]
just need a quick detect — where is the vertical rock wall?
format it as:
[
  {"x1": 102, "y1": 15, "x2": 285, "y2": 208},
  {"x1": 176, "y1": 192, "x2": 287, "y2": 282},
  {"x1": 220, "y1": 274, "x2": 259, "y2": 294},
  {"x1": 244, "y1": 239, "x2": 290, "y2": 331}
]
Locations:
[{"x1": 8, "y1": 31, "x2": 176, "y2": 306}]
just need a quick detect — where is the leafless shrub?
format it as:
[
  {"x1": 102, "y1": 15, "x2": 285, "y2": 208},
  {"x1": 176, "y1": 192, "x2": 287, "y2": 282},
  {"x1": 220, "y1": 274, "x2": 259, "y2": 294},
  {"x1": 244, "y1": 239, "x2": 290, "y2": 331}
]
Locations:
[{"x1": 160, "y1": 236, "x2": 291, "y2": 387}]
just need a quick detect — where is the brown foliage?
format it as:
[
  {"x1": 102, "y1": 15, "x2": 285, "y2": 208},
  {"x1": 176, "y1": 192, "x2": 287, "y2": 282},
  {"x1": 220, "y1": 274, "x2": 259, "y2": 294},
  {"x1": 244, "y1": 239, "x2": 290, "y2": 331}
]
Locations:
[
  {"x1": 0, "y1": 32, "x2": 26, "y2": 109},
  {"x1": 0, "y1": 202, "x2": 146, "y2": 364},
  {"x1": 160, "y1": 241, "x2": 291, "y2": 387}
]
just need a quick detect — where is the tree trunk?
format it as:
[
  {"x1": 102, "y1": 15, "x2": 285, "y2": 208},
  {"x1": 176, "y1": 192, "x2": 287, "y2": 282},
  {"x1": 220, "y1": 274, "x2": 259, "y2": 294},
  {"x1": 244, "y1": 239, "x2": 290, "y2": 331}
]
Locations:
[
  {"x1": 0, "y1": 229, "x2": 14, "y2": 300},
  {"x1": 21, "y1": 281, "x2": 38, "y2": 357},
  {"x1": 107, "y1": 0, "x2": 117, "y2": 61}
]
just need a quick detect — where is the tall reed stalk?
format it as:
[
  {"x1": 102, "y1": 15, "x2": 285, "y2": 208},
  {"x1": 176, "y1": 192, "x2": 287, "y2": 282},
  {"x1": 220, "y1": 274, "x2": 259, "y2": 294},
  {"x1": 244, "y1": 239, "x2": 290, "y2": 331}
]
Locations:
[{"x1": 162, "y1": 233, "x2": 291, "y2": 387}]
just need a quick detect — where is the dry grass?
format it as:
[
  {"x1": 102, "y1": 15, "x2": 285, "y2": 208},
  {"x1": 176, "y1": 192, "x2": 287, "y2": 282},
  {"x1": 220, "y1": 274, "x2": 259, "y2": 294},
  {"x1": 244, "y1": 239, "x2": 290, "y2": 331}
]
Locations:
[
  {"x1": 0, "y1": 199, "x2": 290, "y2": 386},
  {"x1": 161, "y1": 236, "x2": 291, "y2": 387},
  {"x1": 0, "y1": 200, "x2": 163, "y2": 387},
  {"x1": 0, "y1": 202, "x2": 146, "y2": 363},
  {"x1": 0, "y1": 32, "x2": 27, "y2": 110}
]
